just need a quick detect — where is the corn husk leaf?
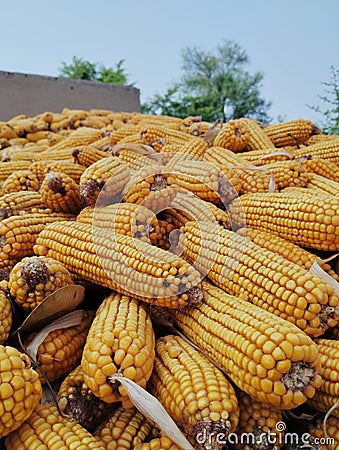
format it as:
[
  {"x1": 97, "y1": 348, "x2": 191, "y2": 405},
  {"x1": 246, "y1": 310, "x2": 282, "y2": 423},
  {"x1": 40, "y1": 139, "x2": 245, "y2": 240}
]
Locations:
[{"x1": 14, "y1": 284, "x2": 85, "y2": 334}]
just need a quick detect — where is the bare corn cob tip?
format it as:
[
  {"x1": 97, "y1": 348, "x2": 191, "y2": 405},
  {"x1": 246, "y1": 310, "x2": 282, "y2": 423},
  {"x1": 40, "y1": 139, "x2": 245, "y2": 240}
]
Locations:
[
  {"x1": 57, "y1": 364, "x2": 116, "y2": 432},
  {"x1": 8, "y1": 255, "x2": 74, "y2": 312},
  {"x1": 0, "y1": 345, "x2": 42, "y2": 438}
]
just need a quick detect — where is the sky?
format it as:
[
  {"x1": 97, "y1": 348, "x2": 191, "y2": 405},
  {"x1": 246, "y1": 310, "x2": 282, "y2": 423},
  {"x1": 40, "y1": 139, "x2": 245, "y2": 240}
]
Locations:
[{"x1": 1, "y1": 0, "x2": 338, "y2": 125}]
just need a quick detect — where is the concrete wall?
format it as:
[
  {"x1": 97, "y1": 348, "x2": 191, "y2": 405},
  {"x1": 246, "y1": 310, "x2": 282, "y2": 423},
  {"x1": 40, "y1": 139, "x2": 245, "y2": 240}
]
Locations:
[{"x1": 0, "y1": 71, "x2": 140, "y2": 121}]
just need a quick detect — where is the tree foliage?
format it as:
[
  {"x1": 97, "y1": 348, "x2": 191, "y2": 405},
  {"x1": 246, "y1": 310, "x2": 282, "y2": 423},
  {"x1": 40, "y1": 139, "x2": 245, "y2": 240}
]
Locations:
[
  {"x1": 58, "y1": 56, "x2": 131, "y2": 86},
  {"x1": 309, "y1": 66, "x2": 339, "y2": 135},
  {"x1": 142, "y1": 40, "x2": 272, "y2": 123}
]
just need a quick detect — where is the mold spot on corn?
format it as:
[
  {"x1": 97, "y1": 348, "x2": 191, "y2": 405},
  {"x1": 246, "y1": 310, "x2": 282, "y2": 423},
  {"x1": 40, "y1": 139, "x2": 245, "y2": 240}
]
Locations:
[{"x1": 20, "y1": 258, "x2": 49, "y2": 290}]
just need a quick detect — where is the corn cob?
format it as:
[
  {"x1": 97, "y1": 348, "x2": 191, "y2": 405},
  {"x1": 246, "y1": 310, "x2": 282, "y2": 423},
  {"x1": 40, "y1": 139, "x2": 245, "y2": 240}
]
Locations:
[
  {"x1": 0, "y1": 191, "x2": 46, "y2": 221},
  {"x1": 94, "y1": 406, "x2": 154, "y2": 449},
  {"x1": 213, "y1": 119, "x2": 250, "y2": 151},
  {"x1": 34, "y1": 220, "x2": 203, "y2": 308},
  {"x1": 10, "y1": 117, "x2": 37, "y2": 135},
  {"x1": 232, "y1": 389, "x2": 284, "y2": 450},
  {"x1": 111, "y1": 143, "x2": 162, "y2": 171},
  {"x1": 151, "y1": 217, "x2": 176, "y2": 250},
  {"x1": 134, "y1": 436, "x2": 182, "y2": 450},
  {"x1": 306, "y1": 173, "x2": 339, "y2": 196},
  {"x1": 0, "y1": 282, "x2": 12, "y2": 344},
  {"x1": 1, "y1": 148, "x2": 43, "y2": 163},
  {"x1": 307, "y1": 338, "x2": 339, "y2": 417},
  {"x1": 109, "y1": 125, "x2": 142, "y2": 145},
  {"x1": 140, "y1": 125, "x2": 193, "y2": 145},
  {"x1": 7, "y1": 137, "x2": 29, "y2": 147},
  {"x1": 304, "y1": 415, "x2": 339, "y2": 450},
  {"x1": 204, "y1": 146, "x2": 271, "y2": 194},
  {"x1": 80, "y1": 155, "x2": 130, "y2": 207},
  {"x1": 40, "y1": 170, "x2": 82, "y2": 214},
  {"x1": 166, "y1": 159, "x2": 240, "y2": 206},
  {"x1": 81, "y1": 292, "x2": 155, "y2": 405},
  {"x1": 43, "y1": 126, "x2": 104, "y2": 152},
  {"x1": 5, "y1": 402, "x2": 105, "y2": 449},
  {"x1": 306, "y1": 133, "x2": 338, "y2": 145},
  {"x1": 72, "y1": 145, "x2": 108, "y2": 167},
  {"x1": 0, "y1": 161, "x2": 32, "y2": 183},
  {"x1": 8, "y1": 255, "x2": 73, "y2": 312},
  {"x1": 300, "y1": 156, "x2": 339, "y2": 182},
  {"x1": 25, "y1": 130, "x2": 50, "y2": 142},
  {"x1": 162, "y1": 190, "x2": 231, "y2": 230},
  {"x1": 170, "y1": 281, "x2": 323, "y2": 409},
  {"x1": 240, "y1": 147, "x2": 295, "y2": 165},
  {"x1": 122, "y1": 164, "x2": 177, "y2": 212},
  {"x1": 237, "y1": 227, "x2": 339, "y2": 281},
  {"x1": 293, "y1": 137, "x2": 339, "y2": 164},
  {"x1": 29, "y1": 160, "x2": 86, "y2": 183},
  {"x1": 262, "y1": 119, "x2": 321, "y2": 147},
  {"x1": 56, "y1": 364, "x2": 116, "y2": 432},
  {"x1": 0, "y1": 211, "x2": 74, "y2": 270},
  {"x1": 149, "y1": 334, "x2": 239, "y2": 448},
  {"x1": 238, "y1": 118, "x2": 276, "y2": 151},
  {"x1": 160, "y1": 207, "x2": 228, "y2": 233},
  {"x1": 229, "y1": 188, "x2": 339, "y2": 251},
  {"x1": 178, "y1": 221, "x2": 338, "y2": 336},
  {"x1": 1, "y1": 169, "x2": 39, "y2": 194},
  {"x1": 261, "y1": 159, "x2": 310, "y2": 190},
  {"x1": 0, "y1": 345, "x2": 42, "y2": 438},
  {"x1": 77, "y1": 203, "x2": 159, "y2": 243},
  {"x1": 165, "y1": 136, "x2": 209, "y2": 166},
  {"x1": 184, "y1": 121, "x2": 214, "y2": 137},
  {"x1": 0, "y1": 125, "x2": 17, "y2": 140},
  {"x1": 24, "y1": 309, "x2": 95, "y2": 383}
]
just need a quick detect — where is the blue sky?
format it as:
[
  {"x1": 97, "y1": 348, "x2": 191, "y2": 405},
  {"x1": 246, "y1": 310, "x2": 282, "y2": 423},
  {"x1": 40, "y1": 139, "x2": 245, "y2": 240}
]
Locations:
[{"x1": 1, "y1": 0, "x2": 338, "y2": 124}]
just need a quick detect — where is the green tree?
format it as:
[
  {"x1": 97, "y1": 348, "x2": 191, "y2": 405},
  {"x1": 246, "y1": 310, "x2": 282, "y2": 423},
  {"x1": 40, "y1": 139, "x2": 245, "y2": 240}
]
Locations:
[
  {"x1": 309, "y1": 66, "x2": 339, "y2": 134},
  {"x1": 58, "y1": 56, "x2": 131, "y2": 86},
  {"x1": 142, "y1": 40, "x2": 271, "y2": 122}
]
